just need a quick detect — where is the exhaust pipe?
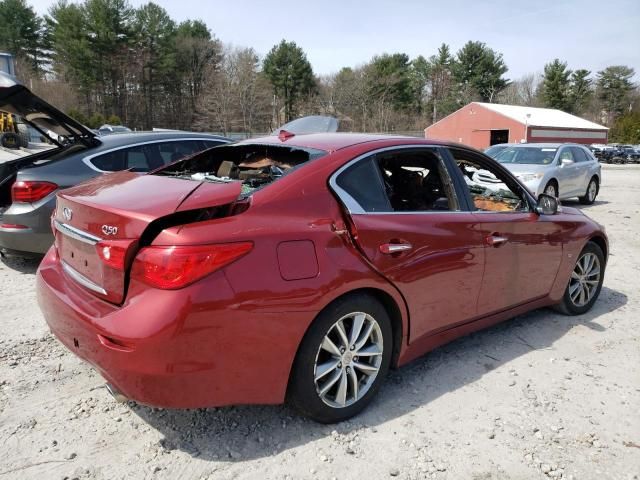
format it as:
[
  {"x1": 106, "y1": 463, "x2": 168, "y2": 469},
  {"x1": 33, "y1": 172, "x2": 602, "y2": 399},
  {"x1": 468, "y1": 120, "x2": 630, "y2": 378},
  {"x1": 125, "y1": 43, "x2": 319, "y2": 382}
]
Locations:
[{"x1": 105, "y1": 383, "x2": 128, "y2": 403}]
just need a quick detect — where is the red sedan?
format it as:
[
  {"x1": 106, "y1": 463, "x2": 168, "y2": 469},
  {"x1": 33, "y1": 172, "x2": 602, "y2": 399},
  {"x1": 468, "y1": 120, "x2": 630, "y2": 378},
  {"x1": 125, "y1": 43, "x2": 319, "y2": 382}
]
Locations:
[{"x1": 37, "y1": 133, "x2": 607, "y2": 423}]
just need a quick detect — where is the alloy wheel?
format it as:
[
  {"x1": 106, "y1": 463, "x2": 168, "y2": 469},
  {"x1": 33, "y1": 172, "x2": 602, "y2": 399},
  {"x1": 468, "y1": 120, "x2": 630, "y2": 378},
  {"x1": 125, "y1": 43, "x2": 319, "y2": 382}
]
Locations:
[
  {"x1": 545, "y1": 183, "x2": 557, "y2": 197},
  {"x1": 313, "y1": 312, "x2": 384, "y2": 408},
  {"x1": 587, "y1": 181, "x2": 597, "y2": 202},
  {"x1": 568, "y1": 252, "x2": 601, "y2": 307}
]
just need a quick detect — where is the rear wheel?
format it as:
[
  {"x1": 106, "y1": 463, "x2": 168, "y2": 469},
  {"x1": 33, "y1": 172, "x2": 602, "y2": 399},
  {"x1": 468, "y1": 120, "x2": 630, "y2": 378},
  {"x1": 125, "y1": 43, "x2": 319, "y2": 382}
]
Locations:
[
  {"x1": 543, "y1": 180, "x2": 558, "y2": 198},
  {"x1": 289, "y1": 293, "x2": 392, "y2": 423},
  {"x1": 579, "y1": 178, "x2": 598, "y2": 205},
  {"x1": 554, "y1": 242, "x2": 605, "y2": 315}
]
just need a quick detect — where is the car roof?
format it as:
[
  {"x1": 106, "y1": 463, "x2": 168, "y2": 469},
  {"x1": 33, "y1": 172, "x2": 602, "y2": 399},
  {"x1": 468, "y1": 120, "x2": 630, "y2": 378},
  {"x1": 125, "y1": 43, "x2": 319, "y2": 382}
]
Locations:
[
  {"x1": 95, "y1": 131, "x2": 230, "y2": 149},
  {"x1": 237, "y1": 132, "x2": 448, "y2": 152},
  {"x1": 499, "y1": 142, "x2": 586, "y2": 149}
]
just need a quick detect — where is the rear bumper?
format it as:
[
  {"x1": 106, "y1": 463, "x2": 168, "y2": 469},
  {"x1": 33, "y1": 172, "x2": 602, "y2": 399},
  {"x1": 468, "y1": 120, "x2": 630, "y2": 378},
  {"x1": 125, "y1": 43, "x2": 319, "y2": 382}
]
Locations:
[
  {"x1": 36, "y1": 247, "x2": 313, "y2": 408},
  {"x1": 0, "y1": 197, "x2": 54, "y2": 255}
]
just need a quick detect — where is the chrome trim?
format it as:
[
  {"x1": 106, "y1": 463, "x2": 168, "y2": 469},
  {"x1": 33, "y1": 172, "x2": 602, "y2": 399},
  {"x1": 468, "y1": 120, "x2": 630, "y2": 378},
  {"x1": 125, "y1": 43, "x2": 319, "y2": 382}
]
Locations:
[
  {"x1": 81, "y1": 137, "x2": 231, "y2": 173},
  {"x1": 61, "y1": 261, "x2": 107, "y2": 295},
  {"x1": 329, "y1": 144, "x2": 455, "y2": 215},
  {"x1": 54, "y1": 220, "x2": 101, "y2": 245}
]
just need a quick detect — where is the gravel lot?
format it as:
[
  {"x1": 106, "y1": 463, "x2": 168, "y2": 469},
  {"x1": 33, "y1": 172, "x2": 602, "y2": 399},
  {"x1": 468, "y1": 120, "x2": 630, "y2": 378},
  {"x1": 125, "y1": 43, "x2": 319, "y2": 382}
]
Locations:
[{"x1": 1, "y1": 164, "x2": 639, "y2": 480}]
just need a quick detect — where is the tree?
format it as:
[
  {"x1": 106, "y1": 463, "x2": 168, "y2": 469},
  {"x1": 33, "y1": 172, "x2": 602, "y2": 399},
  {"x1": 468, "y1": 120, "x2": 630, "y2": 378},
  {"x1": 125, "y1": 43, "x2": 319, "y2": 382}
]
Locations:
[
  {"x1": 497, "y1": 73, "x2": 540, "y2": 106},
  {"x1": 175, "y1": 20, "x2": 221, "y2": 106},
  {"x1": 0, "y1": 0, "x2": 48, "y2": 75},
  {"x1": 263, "y1": 40, "x2": 315, "y2": 122},
  {"x1": 596, "y1": 66, "x2": 636, "y2": 124},
  {"x1": 568, "y1": 69, "x2": 592, "y2": 114},
  {"x1": 133, "y1": 2, "x2": 176, "y2": 129},
  {"x1": 416, "y1": 43, "x2": 456, "y2": 123},
  {"x1": 453, "y1": 41, "x2": 509, "y2": 103},
  {"x1": 540, "y1": 59, "x2": 572, "y2": 110},
  {"x1": 610, "y1": 111, "x2": 640, "y2": 144}
]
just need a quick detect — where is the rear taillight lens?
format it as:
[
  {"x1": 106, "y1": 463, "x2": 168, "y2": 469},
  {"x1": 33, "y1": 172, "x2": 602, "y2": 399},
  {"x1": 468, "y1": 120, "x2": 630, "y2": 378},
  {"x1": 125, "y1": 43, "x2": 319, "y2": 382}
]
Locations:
[
  {"x1": 11, "y1": 181, "x2": 58, "y2": 203},
  {"x1": 131, "y1": 242, "x2": 253, "y2": 289},
  {"x1": 96, "y1": 240, "x2": 134, "y2": 270}
]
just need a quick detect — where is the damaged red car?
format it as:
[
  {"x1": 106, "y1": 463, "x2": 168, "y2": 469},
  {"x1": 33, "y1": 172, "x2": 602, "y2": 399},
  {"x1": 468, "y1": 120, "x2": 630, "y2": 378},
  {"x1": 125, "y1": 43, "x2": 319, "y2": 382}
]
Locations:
[{"x1": 37, "y1": 126, "x2": 608, "y2": 423}]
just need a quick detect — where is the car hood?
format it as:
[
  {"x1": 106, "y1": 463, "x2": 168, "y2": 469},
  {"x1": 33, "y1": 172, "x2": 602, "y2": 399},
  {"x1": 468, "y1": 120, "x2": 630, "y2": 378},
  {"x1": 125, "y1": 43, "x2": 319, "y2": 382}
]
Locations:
[
  {"x1": 500, "y1": 163, "x2": 551, "y2": 175},
  {"x1": 0, "y1": 71, "x2": 96, "y2": 145}
]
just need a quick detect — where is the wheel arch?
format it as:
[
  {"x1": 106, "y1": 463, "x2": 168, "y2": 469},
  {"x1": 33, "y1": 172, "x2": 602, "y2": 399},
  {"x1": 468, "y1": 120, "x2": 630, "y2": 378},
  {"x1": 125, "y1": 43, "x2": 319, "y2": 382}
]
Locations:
[
  {"x1": 286, "y1": 286, "x2": 407, "y2": 399},
  {"x1": 588, "y1": 234, "x2": 608, "y2": 264}
]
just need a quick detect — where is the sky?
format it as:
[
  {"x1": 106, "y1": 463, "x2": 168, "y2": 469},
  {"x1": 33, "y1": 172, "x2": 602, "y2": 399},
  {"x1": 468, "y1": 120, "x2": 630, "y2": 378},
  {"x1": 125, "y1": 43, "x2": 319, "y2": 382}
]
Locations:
[{"x1": 28, "y1": 0, "x2": 640, "y2": 80}]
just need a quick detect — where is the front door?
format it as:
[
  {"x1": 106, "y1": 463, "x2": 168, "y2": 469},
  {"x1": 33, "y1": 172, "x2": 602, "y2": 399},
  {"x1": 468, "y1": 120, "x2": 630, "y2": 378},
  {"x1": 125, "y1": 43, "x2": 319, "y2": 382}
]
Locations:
[
  {"x1": 331, "y1": 147, "x2": 486, "y2": 341},
  {"x1": 447, "y1": 147, "x2": 564, "y2": 315}
]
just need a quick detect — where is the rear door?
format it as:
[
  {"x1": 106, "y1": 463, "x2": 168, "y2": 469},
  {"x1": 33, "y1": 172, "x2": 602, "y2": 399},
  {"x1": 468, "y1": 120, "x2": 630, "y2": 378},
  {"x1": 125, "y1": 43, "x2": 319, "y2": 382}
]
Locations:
[
  {"x1": 331, "y1": 146, "x2": 486, "y2": 341},
  {"x1": 570, "y1": 146, "x2": 592, "y2": 195},
  {"x1": 447, "y1": 147, "x2": 564, "y2": 316},
  {"x1": 556, "y1": 147, "x2": 581, "y2": 197}
]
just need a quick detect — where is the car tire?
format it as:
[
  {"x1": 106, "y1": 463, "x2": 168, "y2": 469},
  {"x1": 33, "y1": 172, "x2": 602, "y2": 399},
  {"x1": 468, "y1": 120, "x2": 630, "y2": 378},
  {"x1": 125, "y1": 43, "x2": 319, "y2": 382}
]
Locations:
[
  {"x1": 288, "y1": 293, "x2": 393, "y2": 423},
  {"x1": 553, "y1": 241, "x2": 605, "y2": 316},
  {"x1": 543, "y1": 180, "x2": 558, "y2": 198},
  {"x1": 579, "y1": 178, "x2": 598, "y2": 205}
]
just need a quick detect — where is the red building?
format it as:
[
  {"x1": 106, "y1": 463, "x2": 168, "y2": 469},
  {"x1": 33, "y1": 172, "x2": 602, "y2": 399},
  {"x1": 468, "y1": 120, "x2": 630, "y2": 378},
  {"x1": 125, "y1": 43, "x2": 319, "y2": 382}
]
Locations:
[{"x1": 424, "y1": 102, "x2": 608, "y2": 149}]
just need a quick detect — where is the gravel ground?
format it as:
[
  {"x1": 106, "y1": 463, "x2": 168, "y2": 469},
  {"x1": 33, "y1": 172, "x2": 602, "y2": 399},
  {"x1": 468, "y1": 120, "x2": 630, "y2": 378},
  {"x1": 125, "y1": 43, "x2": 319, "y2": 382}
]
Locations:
[{"x1": 1, "y1": 164, "x2": 639, "y2": 480}]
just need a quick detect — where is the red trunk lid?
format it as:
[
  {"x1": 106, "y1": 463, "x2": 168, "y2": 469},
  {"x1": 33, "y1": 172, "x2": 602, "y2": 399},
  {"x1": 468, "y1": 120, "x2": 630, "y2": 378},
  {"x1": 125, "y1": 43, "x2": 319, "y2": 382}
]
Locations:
[{"x1": 53, "y1": 171, "x2": 241, "y2": 303}]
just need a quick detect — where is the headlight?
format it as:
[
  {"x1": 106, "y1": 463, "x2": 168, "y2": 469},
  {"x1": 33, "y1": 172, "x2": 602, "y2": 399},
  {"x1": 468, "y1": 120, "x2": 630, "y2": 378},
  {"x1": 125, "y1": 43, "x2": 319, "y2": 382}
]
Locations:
[{"x1": 517, "y1": 172, "x2": 544, "y2": 182}]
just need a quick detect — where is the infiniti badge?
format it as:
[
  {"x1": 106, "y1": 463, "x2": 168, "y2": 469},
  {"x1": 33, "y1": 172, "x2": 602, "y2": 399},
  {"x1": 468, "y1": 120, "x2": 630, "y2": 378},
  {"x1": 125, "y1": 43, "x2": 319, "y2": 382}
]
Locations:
[{"x1": 62, "y1": 207, "x2": 72, "y2": 221}]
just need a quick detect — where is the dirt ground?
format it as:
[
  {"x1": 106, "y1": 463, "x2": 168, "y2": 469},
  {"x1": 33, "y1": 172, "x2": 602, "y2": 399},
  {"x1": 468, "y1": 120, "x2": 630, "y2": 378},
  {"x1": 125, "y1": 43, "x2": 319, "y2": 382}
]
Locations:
[{"x1": 1, "y1": 164, "x2": 639, "y2": 480}]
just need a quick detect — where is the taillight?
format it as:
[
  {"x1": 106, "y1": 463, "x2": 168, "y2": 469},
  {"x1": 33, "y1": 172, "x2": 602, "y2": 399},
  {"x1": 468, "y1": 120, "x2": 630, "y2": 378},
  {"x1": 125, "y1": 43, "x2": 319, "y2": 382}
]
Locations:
[
  {"x1": 11, "y1": 181, "x2": 58, "y2": 203},
  {"x1": 131, "y1": 242, "x2": 253, "y2": 289},
  {"x1": 96, "y1": 240, "x2": 133, "y2": 270}
]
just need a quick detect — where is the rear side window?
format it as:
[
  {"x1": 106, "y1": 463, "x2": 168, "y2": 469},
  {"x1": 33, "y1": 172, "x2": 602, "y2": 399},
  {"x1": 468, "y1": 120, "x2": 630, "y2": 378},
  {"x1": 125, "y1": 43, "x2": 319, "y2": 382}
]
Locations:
[
  {"x1": 156, "y1": 141, "x2": 211, "y2": 164},
  {"x1": 571, "y1": 147, "x2": 590, "y2": 162},
  {"x1": 89, "y1": 140, "x2": 221, "y2": 172},
  {"x1": 335, "y1": 158, "x2": 391, "y2": 212}
]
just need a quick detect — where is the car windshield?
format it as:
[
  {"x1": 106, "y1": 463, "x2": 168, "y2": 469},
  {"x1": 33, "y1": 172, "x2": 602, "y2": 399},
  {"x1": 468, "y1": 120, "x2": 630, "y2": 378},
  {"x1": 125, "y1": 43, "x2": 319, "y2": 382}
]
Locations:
[
  {"x1": 484, "y1": 145, "x2": 509, "y2": 158},
  {"x1": 494, "y1": 147, "x2": 557, "y2": 165}
]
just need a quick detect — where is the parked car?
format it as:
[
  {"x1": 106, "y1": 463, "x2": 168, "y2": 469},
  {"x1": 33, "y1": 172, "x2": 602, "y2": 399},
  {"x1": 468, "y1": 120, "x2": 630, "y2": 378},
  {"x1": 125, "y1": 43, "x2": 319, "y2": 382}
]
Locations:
[
  {"x1": 37, "y1": 128, "x2": 608, "y2": 423},
  {"x1": 485, "y1": 143, "x2": 601, "y2": 204},
  {"x1": 619, "y1": 145, "x2": 640, "y2": 163},
  {"x1": 483, "y1": 143, "x2": 514, "y2": 158},
  {"x1": 97, "y1": 124, "x2": 132, "y2": 135},
  {"x1": 0, "y1": 72, "x2": 230, "y2": 257}
]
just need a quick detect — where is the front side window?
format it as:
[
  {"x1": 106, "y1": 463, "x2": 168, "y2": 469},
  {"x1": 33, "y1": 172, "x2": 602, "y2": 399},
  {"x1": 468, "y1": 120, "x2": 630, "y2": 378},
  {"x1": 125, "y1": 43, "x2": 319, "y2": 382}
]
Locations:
[
  {"x1": 335, "y1": 148, "x2": 459, "y2": 213},
  {"x1": 449, "y1": 148, "x2": 530, "y2": 213},
  {"x1": 558, "y1": 148, "x2": 575, "y2": 163}
]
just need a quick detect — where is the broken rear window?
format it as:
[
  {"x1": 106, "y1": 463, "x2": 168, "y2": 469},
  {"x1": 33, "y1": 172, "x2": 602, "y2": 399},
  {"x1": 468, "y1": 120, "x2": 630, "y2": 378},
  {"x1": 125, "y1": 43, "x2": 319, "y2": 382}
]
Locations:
[{"x1": 153, "y1": 143, "x2": 327, "y2": 196}]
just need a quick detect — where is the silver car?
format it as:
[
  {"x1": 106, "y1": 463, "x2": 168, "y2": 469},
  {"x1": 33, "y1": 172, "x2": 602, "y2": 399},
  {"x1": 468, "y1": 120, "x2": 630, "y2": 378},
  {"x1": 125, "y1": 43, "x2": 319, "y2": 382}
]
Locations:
[{"x1": 485, "y1": 143, "x2": 601, "y2": 204}]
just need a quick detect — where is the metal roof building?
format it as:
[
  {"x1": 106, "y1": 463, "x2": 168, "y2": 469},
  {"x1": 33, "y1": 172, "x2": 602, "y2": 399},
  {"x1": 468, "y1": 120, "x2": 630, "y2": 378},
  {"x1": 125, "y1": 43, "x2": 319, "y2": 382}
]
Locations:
[{"x1": 424, "y1": 102, "x2": 608, "y2": 149}]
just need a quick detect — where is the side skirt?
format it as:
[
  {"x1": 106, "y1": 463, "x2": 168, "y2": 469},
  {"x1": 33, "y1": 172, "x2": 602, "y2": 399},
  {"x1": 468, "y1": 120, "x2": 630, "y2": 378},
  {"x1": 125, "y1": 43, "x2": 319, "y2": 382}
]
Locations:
[{"x1": 397, "y1": 297, "x2": 553, "y2": 366}]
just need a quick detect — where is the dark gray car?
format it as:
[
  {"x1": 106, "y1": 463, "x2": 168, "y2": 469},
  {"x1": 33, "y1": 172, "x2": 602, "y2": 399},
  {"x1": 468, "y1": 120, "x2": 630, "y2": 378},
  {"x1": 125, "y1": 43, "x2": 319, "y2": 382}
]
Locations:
[{"x1": 0, "y1": 72, "x2": 230, "y2": 257}]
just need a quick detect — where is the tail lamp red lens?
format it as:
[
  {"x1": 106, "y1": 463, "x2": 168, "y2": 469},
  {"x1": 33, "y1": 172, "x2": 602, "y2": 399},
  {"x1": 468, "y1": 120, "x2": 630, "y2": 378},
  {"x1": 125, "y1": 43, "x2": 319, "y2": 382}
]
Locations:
[
  {"x1": 96, "y1": 240, "x2": 133, "y2": 270},
  {"x1": 11, "y1": 181, "x2": 58, "y2": 203},
  {"x1": 131, "y1": 242, "x2": 253, "y2": 289}
]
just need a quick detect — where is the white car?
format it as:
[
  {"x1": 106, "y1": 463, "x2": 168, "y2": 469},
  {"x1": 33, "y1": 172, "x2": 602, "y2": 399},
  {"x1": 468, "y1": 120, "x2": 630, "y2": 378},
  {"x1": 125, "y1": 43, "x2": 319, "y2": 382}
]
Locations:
[{"x1": 485, "y1": 143, "x2": 602, "y2": 204}]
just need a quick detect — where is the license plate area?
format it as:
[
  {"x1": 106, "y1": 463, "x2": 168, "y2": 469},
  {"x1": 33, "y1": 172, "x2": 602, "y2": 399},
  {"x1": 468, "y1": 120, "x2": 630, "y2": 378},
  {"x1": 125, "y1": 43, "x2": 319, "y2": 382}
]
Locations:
[{"x1": 59, "y1": 232, "x2": 102, "y2": 286}]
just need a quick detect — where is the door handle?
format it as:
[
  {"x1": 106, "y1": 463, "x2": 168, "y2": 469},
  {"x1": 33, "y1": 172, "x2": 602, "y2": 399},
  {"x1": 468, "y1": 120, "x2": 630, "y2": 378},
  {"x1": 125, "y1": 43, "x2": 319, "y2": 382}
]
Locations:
[
  {"x1": 486, "y1": 234, "x2": 508, "y2": 247},
  {"x1": 379, "y1": 242, "x2": 413, "y2": 254}
]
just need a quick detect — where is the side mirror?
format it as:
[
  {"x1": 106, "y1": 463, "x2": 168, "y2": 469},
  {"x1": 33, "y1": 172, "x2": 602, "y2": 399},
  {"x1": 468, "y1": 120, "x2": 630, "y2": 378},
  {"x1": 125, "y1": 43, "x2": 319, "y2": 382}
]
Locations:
[
  {"x1": 536, "y1": 193, "x2": 559, "y2": 215},
  {"x1": 560, "y1": 158, "x2": 574, "y2": 167}
]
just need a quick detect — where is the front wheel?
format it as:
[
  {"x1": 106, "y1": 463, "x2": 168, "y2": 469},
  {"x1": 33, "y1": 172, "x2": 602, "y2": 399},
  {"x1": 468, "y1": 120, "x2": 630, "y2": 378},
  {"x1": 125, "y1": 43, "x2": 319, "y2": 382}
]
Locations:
[
  {"x1": 543, "y1": 180, "x2": 558, "y2": 198},
  {"x1": 579, "y1": 178, "x2": 598, "y2": 205},
  {"x1": 554, "y1": 242, "x2": 605, "y2": 315},
  {"x1": 288, "y1": 293, "x2": 392, "y2": 423}
]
